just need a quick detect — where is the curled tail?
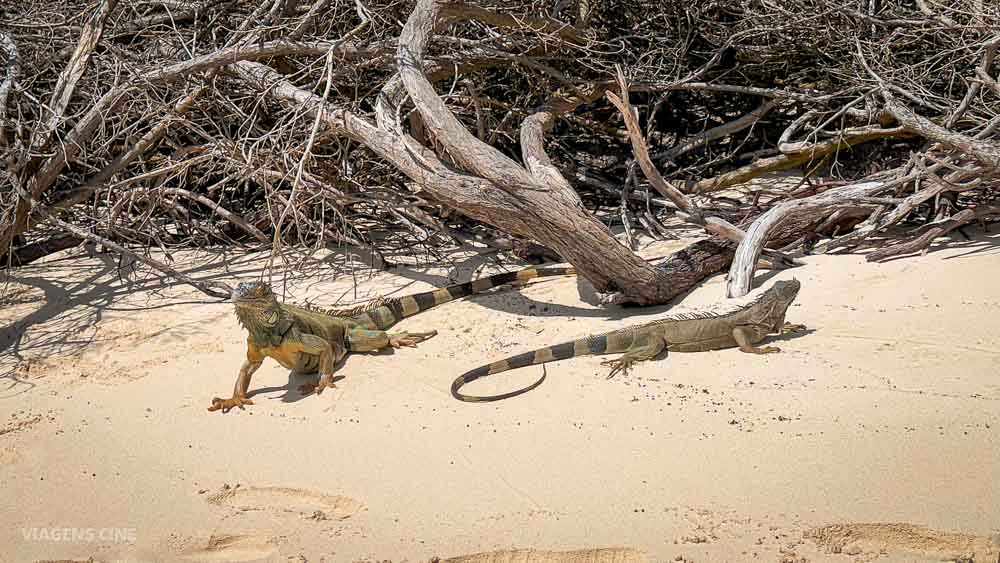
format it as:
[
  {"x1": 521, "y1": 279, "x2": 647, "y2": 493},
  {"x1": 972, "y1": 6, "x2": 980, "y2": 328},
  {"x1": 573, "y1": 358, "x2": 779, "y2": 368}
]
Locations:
[
  {"x1": 451, "y1": 332, "x2": 615, "y2": 403},
  {"x1": 343, "y1": 266, "x2": 576, "y2": 330}
]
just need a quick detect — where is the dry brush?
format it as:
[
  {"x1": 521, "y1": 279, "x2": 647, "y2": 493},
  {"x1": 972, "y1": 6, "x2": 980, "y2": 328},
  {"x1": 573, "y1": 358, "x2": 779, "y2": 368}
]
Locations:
[{"x1": 0, "y1": 0, "x2": 997, "y2": 304}]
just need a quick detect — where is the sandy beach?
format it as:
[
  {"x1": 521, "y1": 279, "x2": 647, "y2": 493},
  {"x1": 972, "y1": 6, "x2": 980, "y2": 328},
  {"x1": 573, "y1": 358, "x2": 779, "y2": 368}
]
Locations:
[{"x1": 2, "y1": 234, "x2": 999, "y2": 562}]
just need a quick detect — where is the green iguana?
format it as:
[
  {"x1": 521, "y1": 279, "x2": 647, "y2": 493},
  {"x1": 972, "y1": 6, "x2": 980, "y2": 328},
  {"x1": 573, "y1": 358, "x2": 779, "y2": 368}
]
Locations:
[
  {"x1": 209, "y1": 266, "x2": 575, "y2": 413},
  {"x1": 451, "y1": 278, "x2": 804, "y2": 403}
]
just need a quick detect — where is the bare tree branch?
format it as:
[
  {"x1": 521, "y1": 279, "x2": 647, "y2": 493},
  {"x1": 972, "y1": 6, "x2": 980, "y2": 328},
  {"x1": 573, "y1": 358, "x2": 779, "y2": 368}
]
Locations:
[
  {"x1": 867, "y1": 205, "x2": 1000, "y2": 262},
  {"x1": 657, "y1": 100, "x2": 777, "y2": 164},
  {"x1": 28, "y1": 0, "x2": 118, "y2": 156},
  {"x1": 727, "y1": 180, "x2": 888, "y2": 297},
  {"x1": 0, "y1": 32, "x2": 17, "y2": 127},
  {"x1": 10, "y1": 178, "x2": 231, "y2": 298}
]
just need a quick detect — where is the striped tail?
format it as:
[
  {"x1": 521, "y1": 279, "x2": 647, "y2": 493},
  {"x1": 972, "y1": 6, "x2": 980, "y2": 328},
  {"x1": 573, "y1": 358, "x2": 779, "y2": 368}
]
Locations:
[
  {"x1": 343, "y1": 266, "x2": 576, "y2": 330},
  {"x1": 451, "y1": 331, "x2": 619, "y2": 403}
]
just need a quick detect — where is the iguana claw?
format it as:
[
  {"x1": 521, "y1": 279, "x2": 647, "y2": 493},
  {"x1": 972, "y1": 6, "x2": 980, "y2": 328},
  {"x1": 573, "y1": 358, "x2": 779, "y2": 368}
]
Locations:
[
  {"x1": 208, "y1": 395, "x2": 254, "y2": 413},
  {"x1": 601, "y1": 358, "x2": 633, "y2": 379}
]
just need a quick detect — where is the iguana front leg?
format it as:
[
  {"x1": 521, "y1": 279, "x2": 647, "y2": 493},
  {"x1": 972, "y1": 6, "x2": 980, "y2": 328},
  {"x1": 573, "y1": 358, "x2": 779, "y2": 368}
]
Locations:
[
  {"x1": 209, "y1": 344, "x2": 264, "y2": 413},
  {"x1": 296, "y1": 329, "x2": 436, "y2": 395},
  {"x1": 295, "y1": 334, "x2": 339, "y2": 396},
  {"x1": 733, "y1": 326, "x2": 780, "y2": 354}
]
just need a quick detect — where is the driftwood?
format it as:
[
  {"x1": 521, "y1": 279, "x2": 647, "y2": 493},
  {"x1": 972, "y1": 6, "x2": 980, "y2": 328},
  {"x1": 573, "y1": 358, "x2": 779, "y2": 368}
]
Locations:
[
  {"x1": 727, "y1": 181, "x2": 886, "y2": 297},
  {"x1": 383, "y1": 0, "x2": 676, "y2": 304},
  {"x1": 866, "y1": 205, "x2": 1000, "y2": 262}
]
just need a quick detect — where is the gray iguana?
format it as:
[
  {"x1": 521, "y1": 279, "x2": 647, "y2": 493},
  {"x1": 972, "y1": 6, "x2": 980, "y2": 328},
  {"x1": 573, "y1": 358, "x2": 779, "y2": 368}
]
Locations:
[{"x1": 451, "y1": 279, "x2": 804, "y2": 402}]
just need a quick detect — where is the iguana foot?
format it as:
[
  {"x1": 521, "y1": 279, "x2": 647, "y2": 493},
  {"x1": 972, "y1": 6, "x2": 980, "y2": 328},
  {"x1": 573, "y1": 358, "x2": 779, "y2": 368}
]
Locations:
[
  {"x1": 208, "y1": 395, "x2": 254, "y2": 413},
  {"x1": 298, "y1": 375, "x2": 337, "y2": 396},
  {"x1": 600, "y1": 358, "x2": 633, "y2": 379},
  {"x1": 600, "y1": 343, "x2": 664, "y2": 378},
  {"x1": 389, "y1": 330, "x2": 437, "y2": 348},
  {"x1": 781, "y1": 322, "x2": 807, "y2": 335}
]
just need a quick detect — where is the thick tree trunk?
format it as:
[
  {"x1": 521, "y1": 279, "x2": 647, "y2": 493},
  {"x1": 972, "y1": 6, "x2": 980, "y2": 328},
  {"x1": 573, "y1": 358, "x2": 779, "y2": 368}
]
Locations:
[
  {"x1": 236, "y1": 58, "x2": 679, "y2": 304},
  {"x1": 384, "y1": 0, "x2": 678, "y2": 304},
  {"x1": 231, "y1": 0, "x2": 685, "y2": 304}
]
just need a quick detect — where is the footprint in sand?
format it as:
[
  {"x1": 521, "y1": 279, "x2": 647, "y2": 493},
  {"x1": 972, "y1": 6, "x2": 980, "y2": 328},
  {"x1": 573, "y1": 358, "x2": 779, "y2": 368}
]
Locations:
[
  {"x1": 807, "y1": 522, "x2": 1000, "y2": 561},
  {"x1": 180, "y1": 534, "x2": 279, "y2": 561},
  {"x1": 206, "y1": 485, "x2": 363, "y2": 520},
  {"x1": 441, "y1": 548, "x2": 647, "y2": 563}
]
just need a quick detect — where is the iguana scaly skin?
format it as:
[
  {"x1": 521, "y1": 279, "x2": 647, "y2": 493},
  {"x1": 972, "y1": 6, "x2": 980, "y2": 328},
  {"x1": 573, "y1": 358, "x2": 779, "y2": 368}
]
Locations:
[
  {"x1": 451, "y1": 279, "x2": 804, "y2": 403},
  {"x1": 209, "y1": 266, "x2": 575, "y2": 413}
]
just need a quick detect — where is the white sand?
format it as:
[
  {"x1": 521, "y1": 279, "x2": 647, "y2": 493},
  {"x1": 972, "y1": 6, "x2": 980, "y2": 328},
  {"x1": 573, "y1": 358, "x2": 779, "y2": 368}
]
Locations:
[{"x1": 2, "y1": 234, "x2": 999, "y2": 563}]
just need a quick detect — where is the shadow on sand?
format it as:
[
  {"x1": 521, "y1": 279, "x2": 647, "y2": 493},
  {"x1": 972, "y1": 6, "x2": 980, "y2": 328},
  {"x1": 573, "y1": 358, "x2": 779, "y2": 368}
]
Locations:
[{"x1": 6, "y1": 228, "x2": 993, "y2": 399}]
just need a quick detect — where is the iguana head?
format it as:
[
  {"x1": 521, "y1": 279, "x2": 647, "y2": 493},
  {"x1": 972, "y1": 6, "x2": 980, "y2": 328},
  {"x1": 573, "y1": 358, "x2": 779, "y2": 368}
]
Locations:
[
  {"x1": 762, "y1": 278, "x2": 801, "y2": 329},
  {"x1": 232, "y1": 281, "x2": 281, "y2": 328},
  {"x1": 233, "y1": 281, "x2": 273, "y2": 301}
]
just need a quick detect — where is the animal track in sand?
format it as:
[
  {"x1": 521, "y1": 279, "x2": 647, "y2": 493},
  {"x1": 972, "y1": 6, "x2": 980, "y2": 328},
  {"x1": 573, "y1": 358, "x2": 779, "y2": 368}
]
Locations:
[
  {"x1": 440, "y1": 548, "x2": 647, "y2": 563},
  {"x1": 807, "y1": 522, "x2": 1000, "y2": 561},
  {"x1": 206, "y1": 485, "x2": 363, "y2": 520},
  {"x1": 180, "y1": 534, "x2": 278, "y2": 561}
]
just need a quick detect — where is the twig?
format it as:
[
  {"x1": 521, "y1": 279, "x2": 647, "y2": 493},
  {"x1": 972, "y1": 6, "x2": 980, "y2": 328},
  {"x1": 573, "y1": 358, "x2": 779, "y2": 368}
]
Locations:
[
  {"x1": 34, "y1": 88, "x2": 205, "y2": 228},
  {"x1": 857, "y1": 40, "x2": 1000, "y2": 170},
  {"x1": 269, "y1": 46, "x2": 339, "y2": 271},
  {"x1": 693, "y1": 125, "x2": 911, "y2": 194},
  {"x1": 29, "y1": 0, "x2": 118, "y2": 155},
  {"x1": 656, "y1": 99, "x2": 777, "y2": 164},
  {"x1": 0, "y1": 31, "x2": 17, "y2": 125},
  {"x1": 946, "y1": 35, "x2": 997, "y2": 128},
  {"x1": 866, "y1": 205, "x2": 1000, "y2": 262},
  {"x1": 606, "y1": 66, "x2": 801, "y2": 269},
  {"x1": 11, "y1": 179, "x2": 230, "y2": 298}
]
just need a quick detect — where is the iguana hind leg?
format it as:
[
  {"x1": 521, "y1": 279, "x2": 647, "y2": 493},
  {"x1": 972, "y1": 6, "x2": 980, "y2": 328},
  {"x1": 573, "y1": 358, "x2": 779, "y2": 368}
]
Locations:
[
  {"x1": 346, "y1": 327, "x2": 437, "y2": 351},
  {"x1": 389, "y1": 330, "x2": 437, "y2": 348},
  {"x1": 733, "y1": 326, "x2": 780, "y2": 354},
  {"x1": 298, "y1": 372, "x2": 338, "y2": 396},
  {"x1": 600, "y1": 338, "x2": 666, "y2": 379}
]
